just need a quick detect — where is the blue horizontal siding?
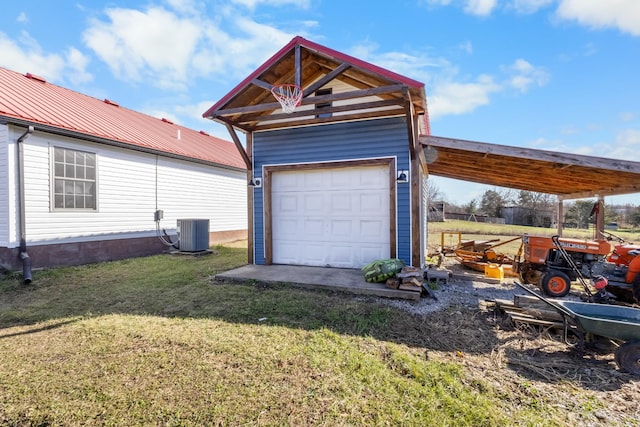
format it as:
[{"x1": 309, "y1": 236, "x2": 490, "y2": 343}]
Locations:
[{"x1": 252, "y1": 117, "x2": 411, "y2": 265}]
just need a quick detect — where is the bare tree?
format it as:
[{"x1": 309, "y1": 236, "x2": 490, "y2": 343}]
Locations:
[
  {"x1": 517, "y1": 190, "x2": 554, "y2": 227},
  {"x1": 479, "y1": 188, "x2": 513, "y2": 218},
  {"x1": 425, "y1": 178, "x2": 442, "y2": 207}
]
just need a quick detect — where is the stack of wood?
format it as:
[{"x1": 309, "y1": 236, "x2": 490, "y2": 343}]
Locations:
[
  {"x1": 385, "y1": 266, "x2": 424, "y2": 293},
  {"x1": 493, "y1": 295, "x2": 565, "y2": 329}
]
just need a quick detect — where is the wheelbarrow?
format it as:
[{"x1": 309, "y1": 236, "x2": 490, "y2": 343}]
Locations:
[{"x1": 515, "y1": 282, "x2": 640, "y2": 375}]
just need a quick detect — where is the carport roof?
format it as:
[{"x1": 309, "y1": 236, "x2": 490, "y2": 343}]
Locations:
[{"x1": 421, "y1": 135, "x2": 640, "y2": 200}]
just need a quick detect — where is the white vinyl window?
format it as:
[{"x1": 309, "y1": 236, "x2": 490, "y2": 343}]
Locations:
[{"x1": 53, "y1": 147, "x2": 97, "y2": 210}]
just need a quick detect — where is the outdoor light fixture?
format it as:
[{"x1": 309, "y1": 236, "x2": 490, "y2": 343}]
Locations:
[{"x1": 397, "y1": 170, "x2": 408, "y2": 183}]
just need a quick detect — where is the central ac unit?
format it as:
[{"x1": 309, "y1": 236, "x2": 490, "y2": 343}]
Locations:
[{"x1": 176, "y1": 219, "x2": 210, "y2": 252}]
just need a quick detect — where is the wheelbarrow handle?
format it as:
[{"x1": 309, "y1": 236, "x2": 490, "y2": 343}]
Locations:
[{"x1": 514, "y1": 281, "x2": 579, "y2": 322}]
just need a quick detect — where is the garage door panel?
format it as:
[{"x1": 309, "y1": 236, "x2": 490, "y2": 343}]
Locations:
[
  {"x1": 329, "y1": 219, "x2": 352, "y2": 236},
  {"x1": 359, "y1": 245, "x2": 389, "y2": 262},
  {"x1": 278, "y1": 195, "x2": 298, "y2": 212},
  {"x1": 303, "y1": 194, "x2": 324, "y2": 213},
  {"x1": 360, "y1": 192, "x2": 386, "y2": 211},
  {"x1": 329, "y1": 193, "x2": 353, "y2": 212},
  {"x1": 327, "y1": 245, "x2": 354, "y2": 268},
  {"x1": 274, "y1": 242, "x2": 299, "y2": 263},
  {"x1": 272, "y1": 165, "x2": 391, "y2": 268},
  {"x1": 303, "y1": 219, "x2": 324, "y2": 237},
  {"x1": 274, "y1": 219, "x2": 299, "y2": 237},
  {"x1": 360, "y1": 220, "x2": 387, "y2": 239}
]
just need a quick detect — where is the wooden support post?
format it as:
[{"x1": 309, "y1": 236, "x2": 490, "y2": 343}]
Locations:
[
  {"x1": 596, "y1": 196, "x2": 605, "y2": 240},
  {"x1": 556, "y1": 198, "x2": 563, "y2": 237},
  {"x1": 246, "y1": 133, "x2": 254, "y2": 264}
]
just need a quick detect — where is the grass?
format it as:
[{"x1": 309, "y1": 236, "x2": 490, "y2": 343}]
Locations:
[{"x1": 0, "y1": 232, "x2": 636, "y2": 426}]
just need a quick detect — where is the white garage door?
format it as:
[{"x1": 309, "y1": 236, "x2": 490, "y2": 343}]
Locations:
[{"x1": 272, "y1": 165, "x2": 390, "y2": 268}]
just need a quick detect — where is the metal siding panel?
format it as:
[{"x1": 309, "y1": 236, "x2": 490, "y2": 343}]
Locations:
[
  {"x1": 253, "y1": 117, "x2": 411, "y2": 265},
  {"x1": 157, "y1": 158, "x2": 247, "y2": 233},
  {"x1": 0, "y1": 67, "x2": 245, "y2": 169},
  {"x1": 0, "y1": 125, "x2": 9, "y2": 245}
]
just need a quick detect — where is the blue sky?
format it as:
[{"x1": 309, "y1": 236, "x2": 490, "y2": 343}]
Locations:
[{"x1": 2, "y1": 0, "x2": 639, "y2": 206}]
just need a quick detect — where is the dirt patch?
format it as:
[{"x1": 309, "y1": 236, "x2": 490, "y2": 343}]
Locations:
[{"x1": 374, "y1": 261, "x2": 640, "y2": 426}]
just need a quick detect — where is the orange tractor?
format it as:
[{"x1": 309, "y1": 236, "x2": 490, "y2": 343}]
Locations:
[{"x1": 515, "y1": 233, "x2": 640, "y2": 302}]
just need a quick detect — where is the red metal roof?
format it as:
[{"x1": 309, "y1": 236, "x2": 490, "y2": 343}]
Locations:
[
  {"x1": 0, "y1": 66, "x2": 245, "y2": 170},
  {"x1": 202, "y1": 36, "x2": 426, "y2": 118}
]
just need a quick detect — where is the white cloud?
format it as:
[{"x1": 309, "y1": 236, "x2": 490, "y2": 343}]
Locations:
[
  {"x1": 0, "y1": 31, "x2": 91, "y2": 84},
  {"x1": 347, "y1": 41, "x2": 450, "y2": 85},
  {"x1": 65, "y1": 47, "x2": 93, "y2": 84},
  {"x1": 555, "y1": 0, "x2": 640, "y2": 36},
  {"x1": 231, "y1": 0, "x2": 311, "y2": 8},
  {"x1": 83, "y1": 7, "x2": 202, "y2": 89},
  {"x1": 429, "y1": 74, "x2": 501, "y2": 117},
  {"x1": 347, "y1": 41, "x2": 549, "y2": 119},
  {"x1": 464, "y1": 0, "x2": 498, "y2": 16},
  {"x1": 424, "y1": 0, "x2": 497, "y2": 15},
  {"x1": 424, "y1": 0, "x2": 454, "y2": 6},
  {"x1": 619, "y1": 112, "x2": 636, "y2": 122},
  {"x1": 504, "y1": 59, "x2": 550, "y2": 92},
  {"x1": 610, "y1": 129, "x2": 640, "y2": 159},
  {"x1": 191, "y1": 17, "x2": 294, "y2": 78},
  {"x1": 82, "y1": 5, "x2": 298, "y2": 90},
  {"x1": 510, "y1": 0, "x2": 554, "y2": 14},
  {"x1": 17, "y1": 12, "x2": 28, "y2": 23},
  {"x1": 459, "y1": 40, "x2": 473, "y2": 54}
]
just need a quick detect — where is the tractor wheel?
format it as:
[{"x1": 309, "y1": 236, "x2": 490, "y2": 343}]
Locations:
[
  {"x1": 521, "y1": 268, "x2": 542, "y2": 285},
  {"x1": 540, "y1": 270, "x2": 572, "y2": 297},
  {"x1": 614, "y1": 341, "x2": 640, "y2": 375}
]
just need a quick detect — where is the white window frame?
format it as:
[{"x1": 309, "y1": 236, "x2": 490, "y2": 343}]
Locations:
[{"x1": 51, "y1": 146, "x2": 98, "y2": 211}]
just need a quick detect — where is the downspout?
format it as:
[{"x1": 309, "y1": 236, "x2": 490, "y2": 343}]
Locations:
[{"x1": 16, "y1": 125, "x2": 34, "y2": 284}]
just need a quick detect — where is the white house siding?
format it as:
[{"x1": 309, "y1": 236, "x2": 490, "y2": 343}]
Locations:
[
  {"x1": 10, "y1": 129, "x2": 246, "y2": 247},
  {"x1": 155, "y1": 157, "x2": 247, "y2": 236},
  {"x1": 0, "y1": 124, "x2": 9, "y2": 246}
]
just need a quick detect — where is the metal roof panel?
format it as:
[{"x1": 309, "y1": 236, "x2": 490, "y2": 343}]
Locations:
[{"x1": 0, "y1": 67, "x2": 245, "y2": 170}]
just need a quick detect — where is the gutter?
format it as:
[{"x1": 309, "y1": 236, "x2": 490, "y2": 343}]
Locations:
[
  {"x1": 1, "y1": 116, "x2": 246, "y2": 173},
  {"x1": 16, "y1": 125, "x2": 34, "y2": 284}
]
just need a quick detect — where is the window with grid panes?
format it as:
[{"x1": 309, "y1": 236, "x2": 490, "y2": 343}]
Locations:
[{"x1": 53, "y1": 147, "x2": 96, "y2": 209}]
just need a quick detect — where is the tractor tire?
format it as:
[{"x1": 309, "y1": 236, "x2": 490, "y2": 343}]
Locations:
[
  {"x1": 540, "y1": 270, "x2": 572, "y2": 297},
  {"x1": 521, "y1": 268, "x2": 542, "y2": 285},
  {"x1": 614, "y1": 341, "x2": 640, "y2": 375}
]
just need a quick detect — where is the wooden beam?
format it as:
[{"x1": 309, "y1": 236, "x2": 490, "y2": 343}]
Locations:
[
  {"x1": 558, "y1": 184, "x2": 640, "y2": 200},
  {"x1": 423, "y1": 135, "x2": 640, "y2": 173},
  {"x1": 250, "y1": 78, "x2": 272, "y2": 91},
  {"x1": 224, "y1": 123, "x2": 252, "y2": 169},
  {"x1": 302, "y1": 62, "x2": 351, "y2": 96},
  {"x1": 240, "y1": 99, "x2": 402, "y2": 124},
  {"x1": 214, "y1": 115, "x2": 254, "y2": 133},
  {"x1": 211, "y1": 84, "x2": 405, "y2": 117},
  {"x1": 255, "y1": 109, "x2": 404, "y2": 131},
  {"x1": 295, "y1": 44, "x2": 301, "y2": 87}
]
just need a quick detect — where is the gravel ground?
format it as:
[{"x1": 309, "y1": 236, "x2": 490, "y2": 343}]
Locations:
[{"x1": 379, "y1": 263, "x2": 523, "y2": 315}]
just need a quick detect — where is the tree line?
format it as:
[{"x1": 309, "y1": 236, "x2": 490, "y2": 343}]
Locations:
[{"x1": 426, "y1": 181, "x2": 640, "y2": 228}]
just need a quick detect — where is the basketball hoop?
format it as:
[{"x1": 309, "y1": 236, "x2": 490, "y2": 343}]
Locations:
[{"x1": 271, "y1": 84, "x2": 303, "y2": 113}]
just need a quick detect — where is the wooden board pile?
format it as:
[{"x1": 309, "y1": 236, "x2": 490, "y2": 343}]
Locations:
[
  {"x1": 492, "y1": 295, "x2": 566, "y2": 329},
  {"x1": 385, "y1": 266, "x2": 423, "y2": 293}
]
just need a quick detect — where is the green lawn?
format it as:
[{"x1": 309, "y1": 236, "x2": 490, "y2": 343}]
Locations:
[{"x1": 0, "y1": 239, "x2": 636, "y2": 426}]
